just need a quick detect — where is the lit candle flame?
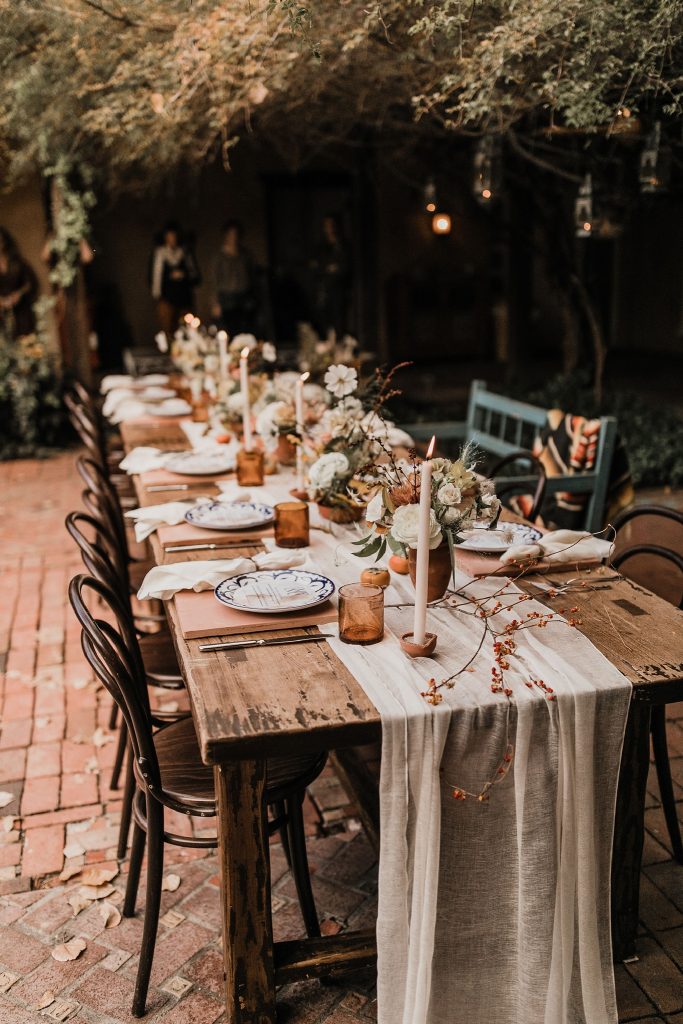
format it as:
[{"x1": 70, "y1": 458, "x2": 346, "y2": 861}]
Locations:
[
  {"x1": 300, "y1": 371, "x2": 310, "y2": 383},
  {"x1": 183, "y1": 313, "x2": 193, "y2": 324},
  {"x1": 241, "y1": 346, "x2": 250, "y2": 359},
  {"x1": 426, "y1": 435, "x2": 436, "y2": 459}
]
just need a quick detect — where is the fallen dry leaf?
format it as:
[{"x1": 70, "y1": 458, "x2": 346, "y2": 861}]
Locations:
[
  {"x1": 35, "y1": 991, "x2": 56, "y2": 1010},
  {"x1": 1, "y1": 816, "x2": 15, "y2": 832},
  {"x1": 80, "y1": 866, "x2": 118, "y2": 886},
  {"x1": 161, "y1": 874, "x2": 181, "y2": 892},
  {"x1": 51, "y1": 937, "x2": 86, "y2": 962},
  {"x1": 92, "y1": 728, "x2": 114, "y2": 748},
  {"x1": 99, "y1": 901, "x2": 121, "y2": 929},
  {"x1": 67, "y1": 893, "x2": 91, "y2": 916},
  {"x1": 59, "y1": 863, "x2": 83, "y2": 882},
  {"x1": 0, "y1": 793, "x2": 14, "y2": 809},
  {"x1": 84, "y1": 756, "x2": 99, "y2": 774},
  {"x1": 70, "y1": 676, "x2": 90, "y2": 690},
  {"x1": 63, "y1": 841, "x2": 85, "y2": 859},
  {"x1": 78, "y1": 883, "x2": 115, "y2": 901}
]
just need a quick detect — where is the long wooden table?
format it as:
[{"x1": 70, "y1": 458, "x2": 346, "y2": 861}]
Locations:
[{"x1": 120, "y1": 418, "x2": 683, "y2": 1021}]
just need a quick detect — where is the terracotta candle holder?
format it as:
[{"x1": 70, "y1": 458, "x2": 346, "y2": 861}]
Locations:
[{"x1": 399, "y1": 631, "x2": 438, "y2": 658}]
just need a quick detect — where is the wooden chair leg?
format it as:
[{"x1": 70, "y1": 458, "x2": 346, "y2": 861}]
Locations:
[
  {"x1": 273, "y1": 799, "x2": 292, "y2": 868},
  {"x1": 286, "y1": 795, "x2": 320, "y2": 939},
  {"x1": 108, "y1": 699, "x2": 119, "y2": 731},
  {"x1": 651, "y1": 705, "x2": 683, "y2": 864},
  {"x1": 132, "y1": 794, "x2": 165, "y2": 1018},
  {"x1": 123, "y1": 813, "x2": 146, "y2": 918},
  {"x1": 110, "y1": 720, "x2": 127, "y2": 791},
  {"x1": 117, "y1": 743, "x2": 135, "y2": 860}
]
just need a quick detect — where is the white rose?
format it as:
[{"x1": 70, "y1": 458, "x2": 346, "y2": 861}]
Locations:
[
  {"x1": 390, "y1": 503, "x2": 442, "y2": 551},
  {"x1": 308, "y1": 452, "x2": 350, "y2": 491},
  {"x1": 365, "y1": 491, "x2": 385, "y2": 524},
  {"x1": 230, "y1": 333, "x2": 258, "y2": 354},
  {"x1": 324, "y1": 364, "x2": 358, "y2": 398},
  {"x1": 225, "y1": 392, "x2": 244, "y2": 415},
  {"x1": 437, "y1": 482, "x2": 462, "y2": 507},
  {"x1": 262, "y1": 342, "x2": 277, "y2": 363}
]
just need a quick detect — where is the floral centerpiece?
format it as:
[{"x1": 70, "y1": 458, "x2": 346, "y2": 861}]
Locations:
[
  {"x1": 354, "y1": 447, "x2": 501, "y2": 596},
  {"x1": 211, "y1": 333, "x2": 277, "y2": 431},
  {"x1": 297, "y1": 322, "x2": 360, "y2": 380},
  {"x1": 306, "y1": 362, "x2": 410, "y2": 522}
]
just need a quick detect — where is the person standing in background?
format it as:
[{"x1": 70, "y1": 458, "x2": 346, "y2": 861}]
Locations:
[
  {"x1": 211, "y1": 219, "x2": 255, "y2": 336},
  {"x1": 311, "y1": 213, "x2": 350, "y2": 340},
  {"x1": 150, "y1": 222, "x2": 199, "y2": 334},
  {"x1": 0, "y1": 227, "x2": 38, "y2": 340}
]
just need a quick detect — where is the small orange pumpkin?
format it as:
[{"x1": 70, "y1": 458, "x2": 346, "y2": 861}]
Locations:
[
  {"x1": 360, "y1": 566, "x2": 391, "y2": 589},
  {"x1": 388, "y1": 553, "x2": 410, "y2": 575}
]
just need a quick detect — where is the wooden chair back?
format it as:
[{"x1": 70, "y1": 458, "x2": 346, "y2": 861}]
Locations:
[
  {"x1": 65, "y1": 510, "x2": 131, "y2": 611},
  {"x1": 401, "y1": 379, "x2": 618, "y2": 532},
  {"x1": 69, "y1": 574, "x2": 161, "y2": 793},
  {"x1": 76, "y1": 456, "x2": 130, "y2": 575}
]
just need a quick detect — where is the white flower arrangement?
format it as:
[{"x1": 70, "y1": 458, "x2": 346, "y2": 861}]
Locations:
[
  {"x1": 324, "y1": 364, "x2": 358, "y2": 398},
  {"x1": 352, "y1": 447, "x2": 500, "y2": 561}
]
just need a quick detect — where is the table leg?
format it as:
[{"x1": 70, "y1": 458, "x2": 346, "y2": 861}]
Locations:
[
  {"x1": 215, "y1": 759, "x2": 276, "y2": 1024},
  {"x1": 611, "y1": 701, "x2": 651, "y2": 961}
]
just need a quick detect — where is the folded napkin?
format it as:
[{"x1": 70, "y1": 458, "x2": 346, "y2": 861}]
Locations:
[
  {"x1": 499, "y1": 529, "x2": 613, "y2": 566},
  {"x1": 137, "y1": 549, "x2": 307, "y2": 601},
  {"x1": 103, "y1": 387, "x2": 135, "y2": 418},
  {"x1": 100, "y1": 374, "x2": 133, "y2": 394},
  {"x1": 108, "y1": 399, "x2": 149, "y2": 424},
  {"x1": 119, "y1": 447, "x2": 172, "y2": 474},
  {"x1": 125, "y1": 500, "x2": 193, "y2": 542}
]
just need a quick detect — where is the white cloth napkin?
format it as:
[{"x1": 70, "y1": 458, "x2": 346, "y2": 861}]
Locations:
[
  {"x1": 100, "y1": 374, "x2": 133, "y2": 394},
  {"x1": 125, "y1": 491, "x2": 254, "y2": 542},
  {"x1": 125, "y1": 501, "x2": 193, "y2": 542},
  {"x1": 108, "y1": 398, "x2": 149, "y2": 424},
  {"x1": 102, "y1": 387, "x2": 136, "y2": 418},
  {"x1": 137, "y1": 549, "x2": 307, "y2": 601},
  {"x1": 119, "y1": 447, "x2": 172, "y2": 474},
  {"x1": 500, "y1": 528, "x2": 613, "y2": 566}
]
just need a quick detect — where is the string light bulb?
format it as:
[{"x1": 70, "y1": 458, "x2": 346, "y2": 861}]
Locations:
[
  {"x1": 574, "y1": 174, "x2": 593, "y2": 238},
  {"x1": 473, "y1": 136, "x2": 502, "y2": 205},
  {"x1": 432, "y1": 212, "x2": 452, "y2": 235}
]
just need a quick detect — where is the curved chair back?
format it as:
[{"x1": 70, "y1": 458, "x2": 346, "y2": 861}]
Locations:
[
  {"x1": 76, "y1": 456, "x2": 130, "y2": 573},
  {"x1": 69, "y1": 574, "x2": 161, "y2": 794},
  {"x1": 65, "y1": 510, "x2": 131, "y2": 610},
  {"x1": 612, "y1": 504, "x2": 683, "y2": 609},
  {"x1": 489, "y1": 450, "x2": 547, "y2": 525}
]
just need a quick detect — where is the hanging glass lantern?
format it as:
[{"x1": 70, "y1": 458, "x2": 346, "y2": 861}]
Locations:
[
  {"x1": 639, "y1": 122, "x2": 671, "y2": 193},
  {"x1": 473, "y1": 136, "x2": 502, "y2": 204},
  {"x1": 574, "y1": 174, "x2": 593, "y2": 237},
  {"x1": 424, "y1": 178, "x2": 437, "y2": 213}
]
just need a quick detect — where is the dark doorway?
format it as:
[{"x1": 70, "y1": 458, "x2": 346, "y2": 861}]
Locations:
[{"x1": 265, "y1": 173, "x2": 358, "y2": 344}]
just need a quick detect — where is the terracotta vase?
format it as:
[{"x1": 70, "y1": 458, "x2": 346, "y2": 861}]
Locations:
[
  {"x1": 276, "y1": 433, "x2": 297, "y2": 466},
  {"x1": 408, "y1": 541, "x2": 454, "y2": 602},
  {"x1": 317, "y1": 502, "x2": 364, "y2": 524}
]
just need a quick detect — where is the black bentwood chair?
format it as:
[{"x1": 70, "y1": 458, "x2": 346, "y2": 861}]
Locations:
[
  {"x1": 69, "y1": 574, "x2": 326, "y2": 1018},
  {"x1": 489, "y1": 450, "x2": 547, "y2": 526},
  {"x1": 612, "y1": 503, "x2": 683, "y2": 864},
  {"x1": 65, "y1": 509, "x2": 186, "y2": 845}
]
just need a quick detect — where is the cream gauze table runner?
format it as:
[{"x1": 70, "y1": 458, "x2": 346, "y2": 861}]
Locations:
[{"x1": 207, "y1": 476, "x2": 633, "y2": 1024}]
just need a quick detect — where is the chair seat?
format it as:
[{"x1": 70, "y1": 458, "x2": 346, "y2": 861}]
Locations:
[{"x1": 141, "y1": 717, "x2": 326, "y2": 813}]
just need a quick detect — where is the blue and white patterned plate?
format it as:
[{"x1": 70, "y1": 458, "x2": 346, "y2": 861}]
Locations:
[
  {"x1": 185, "y1": 501, "x2": 274, "y2": 531},
  {"x1": 458, "y1": 522, "x2": 543, "y2": 553},
  {"x1": 166, "y1": 450, "x2": 236, "y2": 476},
  {"x1": 215, "y1": 569, "x2": 335, "y2": 614}
]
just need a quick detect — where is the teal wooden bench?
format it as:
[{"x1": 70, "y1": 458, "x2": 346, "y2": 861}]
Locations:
[{"x1": 401, "y1": 380, "x2": 617, "y2": 533}]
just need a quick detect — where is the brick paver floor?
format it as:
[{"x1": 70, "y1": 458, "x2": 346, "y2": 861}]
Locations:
[{"x1": 0, "y1": 451, "x2": 681, "y2": 1023}]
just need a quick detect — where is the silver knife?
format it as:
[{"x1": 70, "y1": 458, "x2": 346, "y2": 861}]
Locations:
[
  {"x1": 164, "y1": 542, "x2": 245, "y2": 552},
  {"x1": 198, "y1": 634, "x2": 331, "y2": 652},
  {"x1": 146, "y1": 484, "x2": 200, "y2": 492}
]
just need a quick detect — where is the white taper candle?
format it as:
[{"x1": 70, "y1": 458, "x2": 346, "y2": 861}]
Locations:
[
  {"x1": 295, "y1": 371, "x2": 309, "y2": 492},
  {"x1": 240, "y1": 347, "x2": 252, "y2": 451},
  {"x1": 413, "y1": 435, "x2": 436, "y2": 646}
]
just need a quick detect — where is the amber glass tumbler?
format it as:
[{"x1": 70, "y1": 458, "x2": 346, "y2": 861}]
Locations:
[
  {"x1": 274, "y1": 501, "x2": 309, "y2": 548},
  {"x1": 338, "y1": 583, "x2": 384, "y2": 645},
  {"x1": 236, "y1": 448, "x2": 265, "y2": 486}
]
